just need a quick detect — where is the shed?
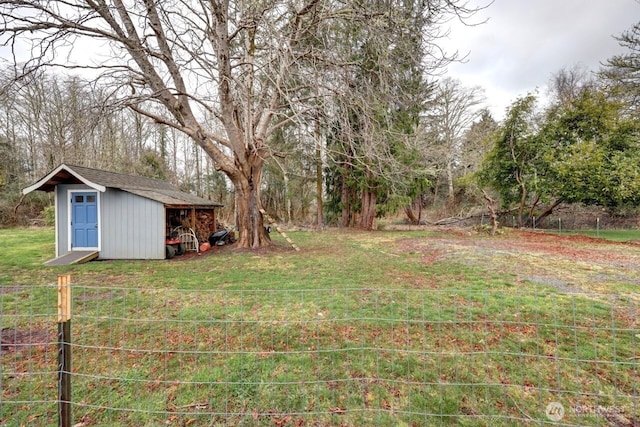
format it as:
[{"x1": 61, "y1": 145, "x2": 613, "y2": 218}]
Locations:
[{"x1": 23, "y1": 164, "x2": 223, "y2": 263}]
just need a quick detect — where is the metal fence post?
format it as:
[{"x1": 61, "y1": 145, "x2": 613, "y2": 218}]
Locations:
[{"x1": 58, "y1": 274, "x2": 72, "y2": 427}]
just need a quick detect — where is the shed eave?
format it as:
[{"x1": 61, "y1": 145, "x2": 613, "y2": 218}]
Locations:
[
  {"x1": 123, "y1": 188, "x2": 222, "y2": 208},
  {"x1": 22, "y1": 164, "x2": 107, "y2": 195}
]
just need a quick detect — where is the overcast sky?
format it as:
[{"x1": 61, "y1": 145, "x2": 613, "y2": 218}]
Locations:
[{"x1": 442, "y1": 0, "x2": 640, "y2": 120}]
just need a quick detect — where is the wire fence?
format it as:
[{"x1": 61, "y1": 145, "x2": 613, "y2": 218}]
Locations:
[
  {"x1": 494, "y1": 214, "x2": 615, "y2": 233},
  {"x1": 491, "y1": 212, "x2": 638, "y2": 232},
  {"x1": 1, "y1": 282, "x2": 638, "y2": 426}
]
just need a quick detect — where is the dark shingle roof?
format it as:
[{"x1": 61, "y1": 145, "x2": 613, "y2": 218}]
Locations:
[
  {"x1": 23, "y1": 164, "x2": 223, "y2": 208},
  {"x1": 63, "y1": 164, "x2": 179, "y2": 191}
]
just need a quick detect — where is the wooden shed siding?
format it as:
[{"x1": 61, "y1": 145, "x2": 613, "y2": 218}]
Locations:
[{"x1": 100, "y1": 189, "x2": 165, "y2": 259}]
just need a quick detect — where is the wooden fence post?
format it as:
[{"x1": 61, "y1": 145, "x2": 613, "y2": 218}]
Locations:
[{"x1": 58, "y1": 274, "x2": 72, "y2": 427}]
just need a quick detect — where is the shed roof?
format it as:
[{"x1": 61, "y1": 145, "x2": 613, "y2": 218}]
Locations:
[{"x1": 23, "y1": 164, "x2": 223, "y2": 208}]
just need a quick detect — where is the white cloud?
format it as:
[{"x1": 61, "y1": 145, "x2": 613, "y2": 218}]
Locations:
[{"x1": 442, "y1": 0, "x2": 640, "y2": 119}]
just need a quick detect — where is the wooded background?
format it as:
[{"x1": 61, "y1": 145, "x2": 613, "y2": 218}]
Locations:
[{"x1": 1, "y1": 3, "x2": 639, "y2": 232}]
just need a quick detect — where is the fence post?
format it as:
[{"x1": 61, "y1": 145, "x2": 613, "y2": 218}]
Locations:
[{"x1": 57, "y1": 274, "x2": 72, "y2": 427}]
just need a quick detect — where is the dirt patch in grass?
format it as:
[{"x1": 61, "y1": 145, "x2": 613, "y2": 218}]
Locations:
[
  {"x1": 0, "y1": 327, "x2": 55, "y2": 354},
  {"x1": 482, "y1": 230, "x2": 640, "y2": 264},
  {"x1": 396, "y1": 228, "x2": 640, "y2": 294},
  {"x1": 407, "y1": 228, "x2": 638, "y2": 263},
  {"x1": 0, "y1": 286, "x2": 28, "y2": 294}
]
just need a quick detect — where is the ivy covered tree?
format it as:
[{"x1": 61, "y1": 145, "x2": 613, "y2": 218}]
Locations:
[
  {"x1": 540, "y1": 89, "x2": 640, "y2": 209},
  {"x1": 478, "y1": 86, "x2": 640, "y2": 226},
  {"x1": 324, "y1": 0, "x2": 441, "y2": 229},
  {"x1": 451, "y1": 109, "x2": 499, "y2": 210},
  {"x1": 477, "y1": 94, "x2": 541, "y2": 226}
]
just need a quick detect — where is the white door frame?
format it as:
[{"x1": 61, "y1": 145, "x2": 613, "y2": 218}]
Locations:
[{"x1": 67, "y1": 189, "x2": 101, "y2": 252}]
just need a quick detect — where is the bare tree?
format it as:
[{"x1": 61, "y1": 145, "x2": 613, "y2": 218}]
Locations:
[
  {"x1": 425, "y1": 77, "x2": 484, "y2": 210},
  {"x1": 548, "y1": 65, "x2": 594, "y2": 107},
  {"x1": 1, "y1": 0, "x2": 480, "y2": 246}
]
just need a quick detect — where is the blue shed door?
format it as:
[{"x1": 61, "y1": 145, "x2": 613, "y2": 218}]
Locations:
[{"x1": 71, "y1": 192, "x2": 99, "y2": 249}]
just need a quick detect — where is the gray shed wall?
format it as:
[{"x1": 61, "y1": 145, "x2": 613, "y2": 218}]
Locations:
[
  {"x1": 100, "y1": 188, "x2": 165, "y2": 259},
  {"x1": 55, "y1": 185, "x2": 165, "y2": 260}
]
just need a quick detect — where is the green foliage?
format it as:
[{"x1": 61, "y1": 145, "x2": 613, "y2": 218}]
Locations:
[
  {"x1": 609, "y1": 151, "x2": 640, "y2": 204},
  {"x1": 477, "y1": 94, "x2": 540, "y2": 211},
  {"x1": 601, "y1": 21, "x2": 640, "y2": 107},
  {"x1": 43, "y1": 205, "x2": 55, "y2": 226},
  {"x1": 551, "y1": 141, "x2": 608, "y2": 204},
  {"x1": 540, "y1": 89, "x2": 640, "y2": 207},
  {"x1": 479, "y1": 87, "x2": 640, "y2": 220},
  {"x1": 323, "y1": 3, "x2": 433, "y2": 226},
  {"x1": 0, "y1": 129, "x2": 33, "y2": 226}
]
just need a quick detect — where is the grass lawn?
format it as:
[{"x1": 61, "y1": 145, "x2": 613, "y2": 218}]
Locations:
[{"x1": 1, "y1": 227, "x2": 638, "y2": 426}]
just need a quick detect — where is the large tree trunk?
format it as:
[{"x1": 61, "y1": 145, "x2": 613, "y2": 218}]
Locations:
[
  {"x1": 232, "y1": 163, "x2": 270, "y2": 249},
  {"x1": 359, "y1": 189, "x2": 377, "y2": 230},
  {"x1": 405, "y1": 206, "x2": 420, "y2": 225},
  {"x1": 405, "y1": 196, "x2": 423, "y2": 225}
]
